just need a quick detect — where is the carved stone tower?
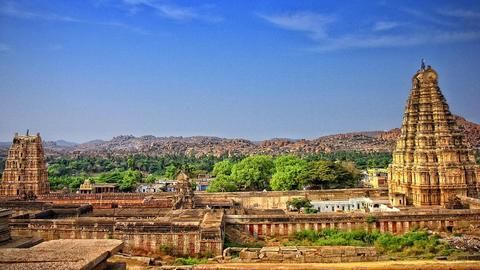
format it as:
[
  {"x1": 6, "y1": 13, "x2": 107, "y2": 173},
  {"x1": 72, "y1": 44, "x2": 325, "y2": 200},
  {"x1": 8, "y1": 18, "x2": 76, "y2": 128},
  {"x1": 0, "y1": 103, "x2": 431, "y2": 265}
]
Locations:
[
  {"x1": 388, "y1": 64, "x2": 479, "y2": 207},
  {"x1": 0, "y1": 132, "x2": 50, "y2": 197},
  {"x1": 172, "y1": 171, "x2": 195, "y2": 209}
]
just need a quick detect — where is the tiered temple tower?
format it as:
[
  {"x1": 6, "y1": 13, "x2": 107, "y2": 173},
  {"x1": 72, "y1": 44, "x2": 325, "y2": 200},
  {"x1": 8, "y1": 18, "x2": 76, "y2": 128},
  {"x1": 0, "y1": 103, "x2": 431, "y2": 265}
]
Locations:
[
  {"x1": 388, "y1": 64, "x2": 479, "y2": 207},
  {"x1": 172, "y1": 171, "x2": 195, "y2": 209},
  {"x1": 0, "y1": 132, "x2": 50, "y2": 197}
]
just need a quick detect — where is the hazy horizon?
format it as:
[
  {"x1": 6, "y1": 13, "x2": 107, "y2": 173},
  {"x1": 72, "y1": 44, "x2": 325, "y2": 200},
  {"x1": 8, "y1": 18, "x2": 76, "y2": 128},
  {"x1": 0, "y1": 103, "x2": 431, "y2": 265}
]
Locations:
[{"x1": 1, "y1": 0, "x2": 480, "y2": 142}]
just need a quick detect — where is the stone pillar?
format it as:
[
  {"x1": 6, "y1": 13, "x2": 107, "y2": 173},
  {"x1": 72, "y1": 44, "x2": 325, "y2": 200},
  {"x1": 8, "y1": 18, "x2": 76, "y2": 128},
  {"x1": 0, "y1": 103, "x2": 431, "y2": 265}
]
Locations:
[
  {"x1": 403, "y1": 221, "x2": 410, "y2": 232},
  {"x1": 396, "y1": 221, "x2": 403, "y2": 234},
  {"x1": 387, "y1": 221, "x2": 393, "y2": 233},
  {"x1": 288, "y1": 224, "x2": 293, "y2": 235}
]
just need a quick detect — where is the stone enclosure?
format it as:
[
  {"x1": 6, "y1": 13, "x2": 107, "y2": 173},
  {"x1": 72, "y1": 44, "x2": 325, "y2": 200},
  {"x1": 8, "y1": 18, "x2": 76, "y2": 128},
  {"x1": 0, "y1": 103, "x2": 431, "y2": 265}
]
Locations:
[{"x1": 223, "y1": 246, "x2": 377, "y2": 263}]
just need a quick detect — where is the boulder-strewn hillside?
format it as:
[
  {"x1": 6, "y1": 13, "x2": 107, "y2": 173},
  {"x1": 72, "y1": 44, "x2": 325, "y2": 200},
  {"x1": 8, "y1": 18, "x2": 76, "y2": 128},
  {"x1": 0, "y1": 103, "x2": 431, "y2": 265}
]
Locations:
[{"x1": 1, "y1": 116, "x2": 478, "y2": 158}]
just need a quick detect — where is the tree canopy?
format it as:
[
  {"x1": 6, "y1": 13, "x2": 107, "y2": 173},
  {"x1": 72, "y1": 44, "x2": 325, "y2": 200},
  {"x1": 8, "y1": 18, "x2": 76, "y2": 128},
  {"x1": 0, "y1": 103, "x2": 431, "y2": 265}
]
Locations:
[
  {"x1": 5, "y1": 151, "x2": 394, "y2": 192},
  {"x1": 230, "y1": 155, "x2": 274, "y2": 191},
  {"x1": 270, "y1": 155, "x2": 310, "y2": 191}
]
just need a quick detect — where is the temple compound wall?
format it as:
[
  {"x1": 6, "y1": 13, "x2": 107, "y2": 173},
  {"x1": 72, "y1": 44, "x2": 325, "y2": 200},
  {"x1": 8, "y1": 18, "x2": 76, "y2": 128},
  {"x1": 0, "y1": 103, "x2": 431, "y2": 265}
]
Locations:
[
  {"x1": 31, "y1": 188, "x2": 387, "y2": 210},
  {"x1": 226, "y1": 209, "x2": 480, "y2": 238},
  {"x1": 187, "y1": 188, "x2": 386, "y2": 210},
  {"x1": 9, "y1": 210, "x2": 224, "y2": 256},
  {"x1": 223, "y1": 246, "x2": 378, "y2": 263},
  {"x1": 36, "y1": 193, "x2": 172, "y2": 208}
]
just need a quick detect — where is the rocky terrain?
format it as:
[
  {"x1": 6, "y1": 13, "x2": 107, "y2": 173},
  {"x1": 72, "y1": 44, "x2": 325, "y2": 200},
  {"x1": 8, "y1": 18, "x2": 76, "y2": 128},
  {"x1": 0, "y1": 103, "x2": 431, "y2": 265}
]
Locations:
[{"x1": 1, "y1": 116, "x2": 478, "y2": 158}]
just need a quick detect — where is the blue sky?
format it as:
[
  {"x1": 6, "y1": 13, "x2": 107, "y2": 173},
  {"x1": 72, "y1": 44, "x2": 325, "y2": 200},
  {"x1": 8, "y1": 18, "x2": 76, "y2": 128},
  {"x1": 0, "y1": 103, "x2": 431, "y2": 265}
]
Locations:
[{"x1": 1, "y1": 0, "x2": 480, "y2": 142}]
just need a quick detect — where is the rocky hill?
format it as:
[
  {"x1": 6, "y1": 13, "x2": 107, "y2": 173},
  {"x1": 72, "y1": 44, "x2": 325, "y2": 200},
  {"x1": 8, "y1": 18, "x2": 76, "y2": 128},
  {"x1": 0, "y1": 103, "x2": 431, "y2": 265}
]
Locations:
[{"x1": 1, "y1": 116, "x2": 478, "y2": 158}]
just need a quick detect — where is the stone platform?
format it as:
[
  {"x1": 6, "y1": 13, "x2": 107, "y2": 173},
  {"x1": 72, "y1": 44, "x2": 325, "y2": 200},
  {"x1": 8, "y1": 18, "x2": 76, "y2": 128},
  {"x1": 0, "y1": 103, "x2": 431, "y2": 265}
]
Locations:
[{"x1": 0, "y1": 239, "x2": 123, "y2": 270}]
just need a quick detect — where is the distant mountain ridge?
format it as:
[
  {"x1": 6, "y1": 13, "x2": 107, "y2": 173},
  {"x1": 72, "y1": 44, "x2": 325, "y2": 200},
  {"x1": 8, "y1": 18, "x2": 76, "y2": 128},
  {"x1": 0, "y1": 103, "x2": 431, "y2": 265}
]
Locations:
[{"x1": 1, "y1": 115, "x2": 479, "y2": 158}]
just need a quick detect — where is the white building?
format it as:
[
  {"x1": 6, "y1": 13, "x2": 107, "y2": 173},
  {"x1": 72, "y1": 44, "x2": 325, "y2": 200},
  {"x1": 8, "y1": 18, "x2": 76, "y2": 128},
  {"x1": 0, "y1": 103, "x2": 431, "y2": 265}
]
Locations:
[
  {"x1": 310, "y1": 197, "x2": 399, "y2": 213},
  {"x1": 136, "y1": 180, "x2": 177, "y2": 193}
]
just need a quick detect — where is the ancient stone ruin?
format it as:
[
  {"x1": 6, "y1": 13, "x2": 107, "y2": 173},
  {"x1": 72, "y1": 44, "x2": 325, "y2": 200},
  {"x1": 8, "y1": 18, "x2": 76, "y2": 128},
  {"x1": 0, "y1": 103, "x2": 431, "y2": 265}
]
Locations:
[
  {"x1": 388, "y1": 64, "x2": 479, "y2": 207},
  {"x1": 0, "y1": 132, "x2": 50, "y2": 198},
  {"x1": 172, "y1": 171, "x2": 195, "y2": 209}
]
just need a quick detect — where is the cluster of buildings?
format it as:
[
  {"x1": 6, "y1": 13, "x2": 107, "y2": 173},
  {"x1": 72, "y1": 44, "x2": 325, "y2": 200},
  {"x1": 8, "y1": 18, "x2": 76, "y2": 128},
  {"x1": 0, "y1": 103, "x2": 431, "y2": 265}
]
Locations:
[
  {"x1": 0, "y1": 63, "x2": 479, "y2": 266},
  {"x1": 135, "y1": 174, "x2": 212, "y2": 193},
  {"x1": 310, "y1": 197, "x2": 399, "y2": 213},
  {"x1": 75, "y1": 174, "x2": 213, "y2": 194},
  {"x1": 1, "y1": 68, "x2": 479, "y2": 207}
]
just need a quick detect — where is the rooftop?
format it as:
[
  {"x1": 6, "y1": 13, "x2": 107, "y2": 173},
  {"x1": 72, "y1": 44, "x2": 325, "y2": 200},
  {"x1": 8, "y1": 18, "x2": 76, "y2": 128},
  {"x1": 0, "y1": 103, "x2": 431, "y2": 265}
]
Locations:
[{"x1": 0, "y1": 239, "x2": 123, "y2": 270}]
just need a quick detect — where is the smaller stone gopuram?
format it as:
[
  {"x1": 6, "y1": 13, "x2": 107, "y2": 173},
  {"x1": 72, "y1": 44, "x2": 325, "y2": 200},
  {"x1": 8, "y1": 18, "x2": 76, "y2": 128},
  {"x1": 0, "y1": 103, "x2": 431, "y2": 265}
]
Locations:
[
  {"x1": 0, "y1": 132, "x2": 50, "y2": 197},
  {"x1": 172, "y1": 171, "x2": 195, "y2": 209}
]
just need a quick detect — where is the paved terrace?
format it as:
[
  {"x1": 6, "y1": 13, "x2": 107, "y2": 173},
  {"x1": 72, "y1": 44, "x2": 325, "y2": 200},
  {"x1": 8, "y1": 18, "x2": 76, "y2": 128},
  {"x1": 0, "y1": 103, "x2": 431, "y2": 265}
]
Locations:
[{"x1": 0, "y1": 239, "x2": 123, "y2": 270}]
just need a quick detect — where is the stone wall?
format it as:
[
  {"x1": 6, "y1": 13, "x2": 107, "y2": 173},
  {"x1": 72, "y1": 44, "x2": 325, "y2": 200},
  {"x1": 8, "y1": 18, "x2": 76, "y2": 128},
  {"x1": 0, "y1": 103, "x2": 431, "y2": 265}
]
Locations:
[
  {"x1": 0, "y1": 209, "x2": 11, "y2": 243},
  {"x1": 458, "y1": 196, "x2": 480, "y2": 209},
  {"x1": 223, "y1": 246, "x2": 377, "y2": 263},
  {"x1": 37, "y1": 193, "x2": 172, "y2": 209},
  {"x1": 9, "y1": 212, "x2": 224, "y2": 256},
  {"x1": 199, "y1": 188, "x2": 388, "y2": 209},
  {"x1": 31, "y1": 188, "x2": 387, "y2": 210},
  {"x1": 226, "y1": 209, "x2": 480, "y2": 238}
]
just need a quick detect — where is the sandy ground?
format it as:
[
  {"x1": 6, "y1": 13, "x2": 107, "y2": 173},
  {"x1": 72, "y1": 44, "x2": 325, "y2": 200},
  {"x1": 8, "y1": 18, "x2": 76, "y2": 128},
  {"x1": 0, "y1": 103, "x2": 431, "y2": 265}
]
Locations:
[
  {"x1": 194, "y1": 260, "x2": 480, "y2": 270},
  {"x1": 109, "y1": 255, "x2": 480, "y2": 270}
]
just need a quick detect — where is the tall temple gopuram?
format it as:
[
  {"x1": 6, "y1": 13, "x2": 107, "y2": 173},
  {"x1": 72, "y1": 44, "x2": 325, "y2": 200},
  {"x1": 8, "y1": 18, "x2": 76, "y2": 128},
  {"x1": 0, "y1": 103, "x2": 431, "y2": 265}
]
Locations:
[
  {"x1": 388, "y1": 63, "x2": 479, "y2": 207},
  {"x1": 0, "y1": 132, "x2": 50, "y2": 197}
]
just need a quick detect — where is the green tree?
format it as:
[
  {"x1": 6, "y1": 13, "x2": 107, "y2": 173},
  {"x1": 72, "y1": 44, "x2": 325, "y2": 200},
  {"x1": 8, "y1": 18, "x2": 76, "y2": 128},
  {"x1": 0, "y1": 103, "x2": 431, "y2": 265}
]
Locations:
[
  {"x1": 145, "y1": 174, "x2": 158, "y2": 184},
  {"x1": 231, "y1": 155, "x2": 274, "y2": 191},
  {"x1": 307, "y1": 160, "x2": 361, "y2": 189},
  {"x1": 127, "y1": 157, "x2": 136, "y2": 170},
  {"x1": 270, "y1": 155, "x2": 310, "y2": 191},
  {"x1": 212, "y1": 160, "x2": 234, "y2": 176},
  {"x1": 286, "y1": 197, "x2": 312, "y2": 212},
  {"x1": 119, "y1": 169, "x2": 142, "y2": 191},
  {"x1": 207, "y1": 174, "x2": 238, "y2": 192},
  {"x1": 164, "y1": 164, "x2": 178, "y2": 179},
  {"x1": 307, "y1": 160, "x2": 339, "y2": 188}
]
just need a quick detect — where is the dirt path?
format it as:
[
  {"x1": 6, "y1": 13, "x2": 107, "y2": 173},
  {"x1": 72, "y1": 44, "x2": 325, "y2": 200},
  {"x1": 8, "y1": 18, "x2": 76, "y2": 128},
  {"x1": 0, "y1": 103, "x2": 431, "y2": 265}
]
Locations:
[{"x1": 195, "y1": 260, "x2": 480, "y2": 270}]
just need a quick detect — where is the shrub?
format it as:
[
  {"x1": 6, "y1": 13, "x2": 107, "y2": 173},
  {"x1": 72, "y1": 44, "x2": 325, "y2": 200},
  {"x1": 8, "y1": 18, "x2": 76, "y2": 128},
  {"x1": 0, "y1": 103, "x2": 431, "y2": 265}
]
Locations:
[
  {"x1": 366, "y1": 215, "x2": 378, "y2": 224},
  {"x1": 174, "y1": 257, "x2": 208, "y2": 265},
  {"x1": 285, "y1": 229, "x2": 453, "y2": 258},
  {"x1": 287, "y1": 198, "x2": 312, "y2": 211},
  {"x1": 160, "y1": 244, "x2": 172, "y2": 255},
  {"x1": 304, "y1": 207, "x2": 318, "y2": 214}
]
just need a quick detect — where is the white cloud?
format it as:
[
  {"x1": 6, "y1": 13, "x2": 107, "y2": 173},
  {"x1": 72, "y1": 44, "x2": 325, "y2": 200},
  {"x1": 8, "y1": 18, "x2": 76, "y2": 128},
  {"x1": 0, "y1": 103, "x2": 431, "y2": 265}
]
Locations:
[
  {"x1": 437, "y1": 9, "x2": 480, "y2": 19},
  {"x1": 0, "y1": 2, "x2": 80, "y2": 22},
  {"x1": 0, "y1": 2, "x2": 148, "y2": 34},
  {"x1": 122, "y1": 0, "x2": 222, "y2": 23},
  {"x1": 373, "y1": 21, "x2": 399, "y2": 31},
  {"x1": 401, "y1": 8, "x2": 455, "y2": 27},
  {"x1": 258, "y1": 7, "x2": 480, "y2": 52},
  {"x1": 314, "y1": 31, "x2": 480, "y2": 51},
  {"x1": 257, "y1": 12, "x2": 334, "y2": 40}
]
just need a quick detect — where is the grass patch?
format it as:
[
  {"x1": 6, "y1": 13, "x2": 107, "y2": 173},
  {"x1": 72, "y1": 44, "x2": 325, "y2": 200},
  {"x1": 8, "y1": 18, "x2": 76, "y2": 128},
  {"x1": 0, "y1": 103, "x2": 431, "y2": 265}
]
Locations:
[
  {"x1": 174, "y1": 257, "x2": 208, "y2": 265},
  {"x1": 224, "y1": 239, "x2": 263, "y2": 248},
  {"x1": 284, "y1": 229, "x2": 454, "y2": 258}
]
